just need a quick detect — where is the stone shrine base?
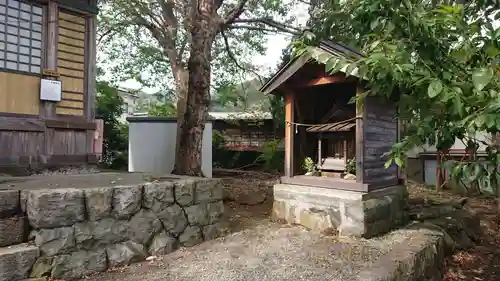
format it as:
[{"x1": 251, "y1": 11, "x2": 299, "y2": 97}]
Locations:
[{"x1": 272, "y1": 183, "x2": 408, "y2": 237}]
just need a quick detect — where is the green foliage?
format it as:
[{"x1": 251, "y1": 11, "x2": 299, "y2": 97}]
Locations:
[
  {"x1": 147, "y1": 102, "x2": 177, "y2": 117},
  {"x1": 346, "y1": 157, "x2": 356, "y2": 175},
  {"x1": 258, "y1": 139, "x2": 284, "y2": 172},
  {"x1": 96, "y1": 81, "x2": 128, "y2": 170},
  {"x1": 302, "y1": 157, "x2": 316, "y2": 173},
  {"x1": 298, "y1": 0, "x2": 500, "y2": 193}
]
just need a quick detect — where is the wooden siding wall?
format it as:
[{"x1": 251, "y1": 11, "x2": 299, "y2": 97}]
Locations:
[
  {"x1": 57, "y1": 11, "x2": 86, "y2": 116},
  {"x1": 326, "y1": 136, "x2": 355, "y2": 160},
  {"x1": 362, "y1": 96, "x2": 399, "y2": 190},
  {"x1": 0, "y1": 72, "x2": 40, "y2": 114},
  {"x1": 0, "y1": 1, "x2": 97, "y2": 175}
]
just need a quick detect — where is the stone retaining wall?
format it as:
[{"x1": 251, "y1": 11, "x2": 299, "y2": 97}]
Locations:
[
  {"x1": 8, "y1": 178, "x2": 225, "y2": 280},
  {"x1": 272, "y1": 184, "x2": 409, "y2": 238}
]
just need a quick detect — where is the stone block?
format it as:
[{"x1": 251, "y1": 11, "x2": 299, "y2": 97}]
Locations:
[
  {"x1": 184, "y1": 203, "x2": 209, "y2": 226},
  {"x1": 0, "y1": 216, "x2": 26, "y2": 247},
  {"x1": 202, "y1": 222, "x2": 225, "y2": 241},
  {"x1": 298, "y1": 208, "x2": 335, "y2": 233},
  {"x1": 0, "y1": 190, "x2": 19, "y2": 218},
  {"x1": 0, "y1": 244, "x2": 38, "y2": 281},
  {"x1": 106, "y1": 241, "x2": 147, "y2": 267},
  {"x1": 194, "y1": 179, "x2": 223, "y2": 203},
  {"x1": 271, "y1": 201, "x2": 286, "y2": 222},
  {"x1": 51, "y1": 248, "x2": 107, "y2": 280},
  {"x1": 74, "y1": 218, "x2": 128, "y2": 250},
  {"x1": 112, "y1": 185, "x2": 142, "y2": 219},
  {"x1": 174, "y1": 179, "x2": 195, "y2": 206},
  {"x1": 157, "y1": 204, "x2": 188, "y2": 237},
  {"x1": 84, "y1": 187, "x2": 114, "y2": 221},
  {"x1": 272, "y1": 184, "x2": 408, "y2": 238},
  {"x1": 143, "y1": 181, "x2": 175, "y2": 213},
  {"x1": 149, "y1": 231, "x2": 178, "y2": 256},
  {"x1": 128, "y1": 210, "x2": 163, "y2": 245},
  {"x1": 30, "y1": 257, "x2": 53, "y2": 278},
  {"x1": 33, "y1": 227, "x2": 75, "y2": 257},
  {"x1": 26, "y1": 188, "x2": 85, "y2": 228},
  {"x1": 20, "y1": 191, "x2": 28, "y2": 213},
  {"x1": 179, "y1": 226, "x2": 202, "y2": 247},
  {"x1": 207, "y1": 201, "x2": 224, "y2": 224}
]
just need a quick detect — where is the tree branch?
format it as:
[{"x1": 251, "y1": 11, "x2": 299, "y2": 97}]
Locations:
[
  {"x1": 222, "y1": 0, "x2": 249, "y2": 25},
  {"x1": 220, "y1": 29, "x2": 265, "y2": 84},
  {"x1": 228, "y1": 24, "x2": 295, "y2": 35},
  {"x1": 232, "y1": 18, "x2": 301, "y2": 35}
]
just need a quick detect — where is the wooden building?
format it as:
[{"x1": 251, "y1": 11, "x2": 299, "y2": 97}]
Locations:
[
  {"x1": 260, "y1": 41, "x2": 400, "y2": 192},
  {"x1": 0, "y1": 0, "x2": 98, "y2": 175},
  {"x1": 209, "y1": 111, "x2": 281, "y2": 151}
]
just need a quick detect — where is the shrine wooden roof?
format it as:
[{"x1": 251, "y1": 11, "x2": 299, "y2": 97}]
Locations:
[
  {"x1": 305, "y1": 122, "x2": 355, "y2": 133},
  {"x1": 259, "y1": 41, "x2": 363, "y2": 95}
]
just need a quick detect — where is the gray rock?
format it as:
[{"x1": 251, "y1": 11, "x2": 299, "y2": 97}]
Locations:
[
  {"x1": 0, "y1": 216, "x2": 26, "y2": 247},
  {"x1": 0, "y1": 244, "x2": 38, "y2": 281},
  {"x1": 143, "y1": 181, "x2": 175, "y2": 213},
  {"x1": 0, "y1": 190, "x2": 19, "y2": 217},
  {"x1": 112, "y1": 185, "x2": 143, "y2": 219},
  {"x1": 84, "y1": 187, "x2": 113, "y2": 221},
  {"x1": 128, "y1": 210, "x2": 163, "y2": 245},
  {"x1": 343, "y1": 173, "x2": 356, "y2": 180},
  {"x1": 179, "y1": 226, "x2": 202, "y2": 247},
  {"x1": 26, "y1": 188, "x2": 85, "y2": 228},
  {"x1": 21, "y1": 278, "x2": 48, "y2": 281},
  {"x1": 202, "y1": 223, "x2": 224, "y2": 241},
  {"x1": 194, "y1": 179, "x2": 223, "y2": 203},
  {"x1": 107, "y1": 241, "x2": 147, "y2": 267},
  {"x1": 228, "y1": 188, "x2": 266, "y2": 205},
  {"x1": 207, "y1": 201, "x2": 224, "y2": 224},
  {"x1": 20, "y1": 191, "x2": 28, "y2": 213},
  {"x1": 74, "y1": 218, "x2": 128, "y2": 249},
  {"x1": 149, "y1": 231, "x2": 178, "y2": 256},
  {"x1": 157, "y1": 204, "x2": 188, "y2": 237},
  {"x1": 29, "y1": 257, "x2": 53, "y2": 278},
  {"x1": 34, "y1": 227, "x2": 75, "y2": 256},
  {"x1": 184, "y1": 203, "x2": 209, "y2": 226},
  {"x1": 51, "y1": 248, "x2": 107, "y2": 280},
  {"x1": 174, "y1": 180, "x2": 195, "y2": 206}
]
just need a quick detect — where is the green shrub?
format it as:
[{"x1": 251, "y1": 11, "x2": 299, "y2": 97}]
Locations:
[{"x1": 346, "y1": 157, "x2": 356, "y2": 175}]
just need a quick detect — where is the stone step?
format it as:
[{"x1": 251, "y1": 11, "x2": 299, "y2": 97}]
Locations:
[
  {"x1": 0, "y1": 216, "x2": 28, "y2": 247},
  {"x1": 0, "y1": 243, "x2": 39, "y2": 281}
]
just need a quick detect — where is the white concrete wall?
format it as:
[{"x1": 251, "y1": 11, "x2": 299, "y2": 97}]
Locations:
[
  {"x1": 406, "y1": 131, "x2": 491, "y2": 158},
  {"x1": 128, "y1": 118, "x2": 212, "y2": 177}
]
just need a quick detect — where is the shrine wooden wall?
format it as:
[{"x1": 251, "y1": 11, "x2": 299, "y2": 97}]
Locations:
[{"x1": 359, "y1": 96, "x2": 399, "y2": 190}]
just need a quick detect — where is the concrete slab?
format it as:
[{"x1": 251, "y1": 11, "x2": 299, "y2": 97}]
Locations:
[{"x1": 0, "y1": 172, "x2": 186, "y2": 191}]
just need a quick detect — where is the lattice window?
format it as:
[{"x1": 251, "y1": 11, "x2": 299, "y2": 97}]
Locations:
[{"x1": 0, "y1": 0, "x2": 43, "y2": 74}]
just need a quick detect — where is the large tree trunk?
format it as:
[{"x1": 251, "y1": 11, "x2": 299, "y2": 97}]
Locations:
[
  {"x1": 173, "y1": 7, "x2": 216, "y2": 176},
  {"x1": 173, "y1": 68, "x2": 189, "y2": 172}
]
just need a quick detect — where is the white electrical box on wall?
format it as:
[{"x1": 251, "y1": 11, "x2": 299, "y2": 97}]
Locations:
[{"x1": 40, "y1": 79, "x2": 62, "y2": 102}]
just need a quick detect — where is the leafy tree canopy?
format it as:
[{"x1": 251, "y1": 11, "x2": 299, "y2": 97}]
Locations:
[
  {"x1": 97, "y1": 0, "x2": 303, "y2": 102},
  {"x1": 296, "y1": 0, "x2": 500, "y2": 192}
]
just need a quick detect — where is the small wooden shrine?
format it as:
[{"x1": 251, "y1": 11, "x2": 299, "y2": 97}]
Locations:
[{"x1": 260, "y1": 41, "x2": 401, "y2": 192}]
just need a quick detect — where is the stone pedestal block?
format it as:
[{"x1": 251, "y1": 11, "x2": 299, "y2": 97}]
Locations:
[
  {"x1": 273, "y1": 184, "x2": 408, "y2": 238},
  {"x1": 0, "y1": 244, "x2": 39, "y2": 281},
  {"x1": 0, "y1": 190, "x2": 20, "y2": 218},
  {"x1": 0, "y1": 216, "x2": 27, "y2": 247}
]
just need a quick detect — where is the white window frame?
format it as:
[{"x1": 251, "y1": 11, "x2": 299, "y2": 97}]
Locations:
[{"x1": 0, "y1": 0, "x2": 44, "y2": 75}]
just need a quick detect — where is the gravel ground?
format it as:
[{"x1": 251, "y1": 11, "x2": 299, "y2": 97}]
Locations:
[{"x1": 80, "y1": 208, "x2": 411, "y2": 281}]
